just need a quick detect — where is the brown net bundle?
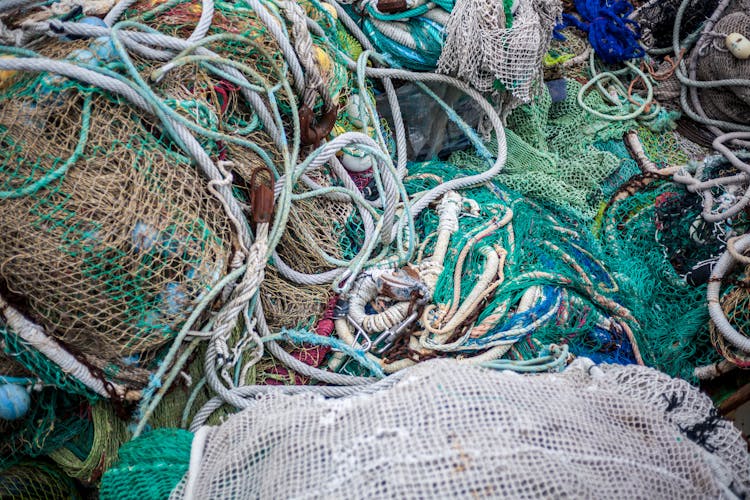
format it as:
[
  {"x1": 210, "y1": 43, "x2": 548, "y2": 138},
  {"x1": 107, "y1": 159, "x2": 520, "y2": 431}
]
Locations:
[
  {"x1": 695, "y1": 4, "x2": 750, "y2": 125},
  {"x1": 0, "y1": 77, "x2": 233, "y2": 382},
  {"x1": 0, "y1": 461, "x2": 82, "y2": 499},
  {"x1": 710, "y1": 265, "x2": 750, "y2": 368},
  {"x1": 262, "y1": 174, "x2": 354, "y2": 329},
  {"x1": 260, "y1": 268, "x2": 330, "y2": 330}
]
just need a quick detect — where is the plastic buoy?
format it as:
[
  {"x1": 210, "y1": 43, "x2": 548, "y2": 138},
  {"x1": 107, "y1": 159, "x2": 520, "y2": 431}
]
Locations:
[
  {"x1": 0, "y1": 384, "x2": 30, "y2": 421},
  {"x1": 341, "y1": 149, "x2": 374, "y2": 172},
  {"x1": 726, "y1": 33, "x2": 750, "y2": 60}
]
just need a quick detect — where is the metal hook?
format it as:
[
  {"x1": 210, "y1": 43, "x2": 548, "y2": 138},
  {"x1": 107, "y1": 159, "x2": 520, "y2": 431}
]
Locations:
[
  {"x1": 372, "y1": 311, "x2": 419, "y2": 355},
  {"x1": 346, "y1": 315, "x2": 372, "y2": 351}
]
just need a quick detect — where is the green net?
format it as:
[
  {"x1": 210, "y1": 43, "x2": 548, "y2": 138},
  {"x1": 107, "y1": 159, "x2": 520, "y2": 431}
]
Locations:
[
  {"x1": 397, "y1": 161, "x2": 640, "y2": 366},
  {"x1": 392, "y1": 143, "x2": 726, "y2": 378},
  {"x1": 598, "y1": 176, "x2": 721, "y2": 380},
  {"x1": 1, "y1": 326, "x2": 96, "y2": 399},
  {"x1": 99, "y1": 428, "x2": 193, "y2": 500},
  {"x1": 467, "y1": 79, "x2": 635, "y2": 220},
  {"x1": 47, "y1": 403, "x2": 128, "y2": 484},
  {"x1": 593, "y1": 138, "x2": 641, "y2": 199},
  {"x1": 0, "y1": 386, "x2": 89, "y2": 469},
  {"x1": 0, "y1": 1, "x2": 742, "y2": 494},
  {"x1": 0, "y1": 461, "x2": 81, "y2": 499}
]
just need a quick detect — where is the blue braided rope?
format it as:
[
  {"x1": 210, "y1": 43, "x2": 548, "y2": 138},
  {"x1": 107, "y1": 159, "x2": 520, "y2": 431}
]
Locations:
[{"x1": 558, "y1": 0, "x2": 644, "y2": 65}]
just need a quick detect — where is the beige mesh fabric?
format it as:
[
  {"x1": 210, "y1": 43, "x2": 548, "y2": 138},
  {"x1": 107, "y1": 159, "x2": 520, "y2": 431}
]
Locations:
[
  {"x1": 0, "y1": 88, "x2": 232, "y2": 367},
  {"x1": 437, "y1": 0, "x2": 562, "y2": 100},
  {"x1": 652, "y1": 59, "x2": 682, "y2": 106},
  {"x1": 174, "y1": 359, "x2": 750, "y2": 499},
  {"x1": 260, "y1": 267, "x2": 329, "y2": 329}
]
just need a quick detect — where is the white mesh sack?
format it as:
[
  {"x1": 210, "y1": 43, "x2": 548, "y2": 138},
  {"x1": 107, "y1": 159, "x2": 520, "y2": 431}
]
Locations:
[
  {"x1": 174, "y1": 359, "x2": 750, "y2": 499},
  {"x1": 437, "y1": 0, "x2": 562, "y2": 100}
]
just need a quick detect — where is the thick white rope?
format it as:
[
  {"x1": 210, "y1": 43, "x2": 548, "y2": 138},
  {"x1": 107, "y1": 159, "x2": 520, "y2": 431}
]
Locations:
[
  {"x1": 0, "y1": 294, "x2": 138, "y2": 400},
  {"x1": 707, "y1": 233, "x2": 750, "y2": 353}
]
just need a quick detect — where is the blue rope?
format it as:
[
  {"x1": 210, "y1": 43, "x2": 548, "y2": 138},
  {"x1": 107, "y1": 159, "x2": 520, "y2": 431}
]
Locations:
[{"x1": 560, "y1": 0, "x2": 644, "y2": 65}]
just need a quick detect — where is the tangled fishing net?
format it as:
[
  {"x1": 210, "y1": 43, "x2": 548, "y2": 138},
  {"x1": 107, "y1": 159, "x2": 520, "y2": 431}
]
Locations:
[
  {"x1": 100, "y1": 428, "x2": 193, "y2": 500},
  {"x1": 0, "y1": 461, "x2": 82, "y2": 499},
  {"x1": 171, "y1": 359, "x2": 750, "y2": 499},
  {"x1": 694, "y1": 2, "x2": 750, "y2": 125},
  {"x1": 0, "y1": 0, "x2": 748, "y2": 491}
]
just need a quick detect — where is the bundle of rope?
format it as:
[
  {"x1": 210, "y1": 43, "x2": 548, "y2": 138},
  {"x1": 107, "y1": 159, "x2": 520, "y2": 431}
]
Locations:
[
  {"x1": 634, "y1": 0, "x2": 750, "y2": 177},
  {"x1": 339, "y1": 0, "x2": 452, "y2": 70},
  {"x1": 695, "y1": 233, "x2": 750, "y2": 377},
  {"x1": 559, "y1": 0, "x2": 643, "y2": 65}
]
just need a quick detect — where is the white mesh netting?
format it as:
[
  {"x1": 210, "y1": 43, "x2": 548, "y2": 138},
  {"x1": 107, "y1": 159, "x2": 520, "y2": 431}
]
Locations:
[
  {"x1": 437, "y1": 0, "x2": 562, "y2": 100},
  {"x1": 173, "y1": 359, "x2": 750, "y2": 499}
]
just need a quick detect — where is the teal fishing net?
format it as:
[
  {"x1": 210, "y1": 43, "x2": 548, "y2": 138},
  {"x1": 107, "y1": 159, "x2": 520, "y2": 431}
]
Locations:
[
  {"x1": 100, "y1": 428, "x2": 193, "y2": 500},
  {"x1": 598, "y1": 176, "x2": 722, "y2": 380}
]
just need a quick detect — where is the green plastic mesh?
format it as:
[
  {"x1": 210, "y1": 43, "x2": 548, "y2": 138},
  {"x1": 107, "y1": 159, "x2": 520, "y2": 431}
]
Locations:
[
  {"x1": 1, "y1": 326, "x2": 95, "y2": 399},
  {"x1": 0, "y1": 461, "x2": 81, "y2": 499},
  {"x1": 594, "y1": 138, "x2": 642, "y2": 199},
  {"x1": 0, "y1": 76, "x2": 232, "y2": 387},
  {"x1": 398, "y1": 150, "x2": 723, "y2": 377},
  {"x1": 638, "y1": 127, "x2": 709, "y2": 166},
  {"x1": 100, "y1": 428, "x2": 193, "y2": 500},
  {"x1": 464, "y1": 79, "x2": 635, "y2": 220}
]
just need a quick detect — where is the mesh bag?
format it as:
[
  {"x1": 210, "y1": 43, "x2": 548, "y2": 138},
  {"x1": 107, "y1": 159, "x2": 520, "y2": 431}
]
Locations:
[
  {"x1": 0, "y1": 76, "x2": 233, "y2": 383},
  {"x1": 172, "y1": 359, "x2": 750, "y2": 499},
  {"x1": 437, "y1": 0, "x2": 562, "y2": 100}
]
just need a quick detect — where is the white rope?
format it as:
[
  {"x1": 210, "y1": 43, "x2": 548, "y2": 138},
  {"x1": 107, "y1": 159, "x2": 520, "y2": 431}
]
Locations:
[
  {"x1": 0, "y1": 294, "x2": 138, "y2": 400},
  {"x1": 707, "y1": 233, "x2": 750, "y2": 353}
]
